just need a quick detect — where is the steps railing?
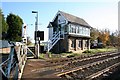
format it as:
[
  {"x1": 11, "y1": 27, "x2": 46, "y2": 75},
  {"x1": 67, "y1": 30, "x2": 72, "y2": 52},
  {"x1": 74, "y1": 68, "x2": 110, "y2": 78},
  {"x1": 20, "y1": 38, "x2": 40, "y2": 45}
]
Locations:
[{"x1": 48, "y1": 31, "x2": 64, "y2": 52}]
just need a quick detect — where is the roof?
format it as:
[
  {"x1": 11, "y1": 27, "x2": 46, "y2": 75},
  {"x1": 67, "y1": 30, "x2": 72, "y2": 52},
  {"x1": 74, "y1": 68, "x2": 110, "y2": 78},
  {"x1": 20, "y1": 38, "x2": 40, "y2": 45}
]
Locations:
[{"x1": 59, "y1": 11, "x2": 91, "y2": 28}]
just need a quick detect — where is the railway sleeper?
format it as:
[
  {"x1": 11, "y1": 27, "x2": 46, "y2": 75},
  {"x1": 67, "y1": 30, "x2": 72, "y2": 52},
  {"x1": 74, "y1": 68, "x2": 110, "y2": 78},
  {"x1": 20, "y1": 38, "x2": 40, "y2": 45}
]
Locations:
[
  {"x1": 48, "y1": 52, "x2": 118, "y2": 65},
  {"x1": 57, "y1": 55, "x2": 120, "y2": 79},
  {"x1": 36, "y1": 53, "x2": 120, "y2": 78},
  {"x1": 85, "y1": 61, "x2": 120, "y2": 80}
]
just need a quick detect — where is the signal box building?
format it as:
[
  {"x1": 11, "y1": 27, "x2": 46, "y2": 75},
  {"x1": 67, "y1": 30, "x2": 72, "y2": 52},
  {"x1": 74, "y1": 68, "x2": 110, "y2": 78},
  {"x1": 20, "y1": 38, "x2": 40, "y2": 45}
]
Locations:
[{"x1": 47, "y1": 11, "x2": 91, "y2": 53}]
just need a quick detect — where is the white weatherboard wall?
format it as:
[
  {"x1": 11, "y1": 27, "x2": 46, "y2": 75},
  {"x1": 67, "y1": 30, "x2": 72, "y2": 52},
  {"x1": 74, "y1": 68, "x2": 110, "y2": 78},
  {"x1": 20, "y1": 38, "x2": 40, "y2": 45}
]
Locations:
[
  {"x1": 58, "y1": 13, "x2": 68, "y2": 35},
  {"x1": 58, "y1": 13, "x2": 67, "y2": 25}
]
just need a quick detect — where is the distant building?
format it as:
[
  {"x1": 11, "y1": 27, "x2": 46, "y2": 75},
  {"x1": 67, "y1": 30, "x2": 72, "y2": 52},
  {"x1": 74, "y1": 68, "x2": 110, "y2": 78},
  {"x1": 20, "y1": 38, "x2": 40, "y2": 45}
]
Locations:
[
  {"x1": 0, "y1": 40, "x2": 11, "y2": 53},
  {"x1": 47, "y1": 11, "x2": 91, "y2": 53}
]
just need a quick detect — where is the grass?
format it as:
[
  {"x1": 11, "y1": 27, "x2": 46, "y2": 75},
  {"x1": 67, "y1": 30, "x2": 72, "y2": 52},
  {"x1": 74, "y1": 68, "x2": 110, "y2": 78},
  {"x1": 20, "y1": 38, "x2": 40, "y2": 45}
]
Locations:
[
  {"x1": 83, "y1": 47, "x2": 117, "y2": 55},
  {"x1": 61, "y1": 47, "x2": 118, "y2": 58},
  {"x1": 39, "y1": 52, "x2": 55, "y2": 59},
  {"x1": 39, "y1": 53, "x2": 45, "y2": 59},
  {"x1": 39, "y1": 47, "x2": 118, "y2": 59},
  {"x1": 39, "y1": 52, "x2": 81, "y2": 59},
  {"x1": 61, "y1": 52, "x2": 81, "y2": 58}
]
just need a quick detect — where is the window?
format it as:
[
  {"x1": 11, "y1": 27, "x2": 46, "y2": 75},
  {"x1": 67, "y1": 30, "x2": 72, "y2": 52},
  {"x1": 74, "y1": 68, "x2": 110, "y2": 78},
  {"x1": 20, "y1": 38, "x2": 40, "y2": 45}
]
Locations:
[
  {"x1": 85, "y1": 40, "x2": 88, "y2": 47},
  {"x1": 82, "y1": 27, "x2": 84, "y2": 34},
  {"x1": 64, "y1": 26, "x2": 68, "y2": 33},
  {"x1": 80, "y1": 27, "x2": 90, "y2": 36},
  {"x1": 71, "y1": 39, "x2": 75, "y2": 48},
  {"x1": 84, "y1": 28, "x2": 86, "y2": 35},
  {"x1": 69, "y1": 25, "x2": 72, "y2": 33},
  {"x1": 72, "y1": 26, "x2": 76, "y2": 33},
  {"x1": 79, "y1": 26, "x2": 82, "y2": 34},
  {"x1": 69, "y1": 24, "x2": 90, "y2": 36},
  {"x1": 69, "y1": 24, "x2": 76, "y2": 33},
  {"x1": 76, "y1": 26, "x2": 79, "y2": 33},
  {"x1": 84, "y1": 28, "x2": 90, "y2": 36},
  {"x1": 87, "y1": 28, "x2": 90, "y2": 35},
  {"x1": 86, "y1": 28, "x2": 88, "y2": 35},
  {"x1": 85, "y1": 28, "x2": 87, "y2": 35},
  {"x1": 78, "y1": 40, "x2": 82, "y2": 48},
  {"x1": 71, "y1": 27, "x2": 74, "y2": 33}
]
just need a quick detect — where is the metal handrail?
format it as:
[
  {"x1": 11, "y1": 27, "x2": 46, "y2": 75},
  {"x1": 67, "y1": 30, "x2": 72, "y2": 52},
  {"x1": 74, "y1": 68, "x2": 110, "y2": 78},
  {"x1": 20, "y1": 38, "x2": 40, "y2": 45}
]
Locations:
[{"x1": 48, "y1": 31, "x2": 64, "y2": 51}]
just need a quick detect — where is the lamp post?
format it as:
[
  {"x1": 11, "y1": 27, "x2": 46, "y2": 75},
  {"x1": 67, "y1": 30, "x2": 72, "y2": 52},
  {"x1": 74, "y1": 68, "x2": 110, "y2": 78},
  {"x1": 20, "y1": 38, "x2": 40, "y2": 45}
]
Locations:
[
  {"x1": 32, "y1": 11, "x2": 39, "y2": 58},
  {"x1": 32, "y1": 11, "x2": 38, "y2": 44}
]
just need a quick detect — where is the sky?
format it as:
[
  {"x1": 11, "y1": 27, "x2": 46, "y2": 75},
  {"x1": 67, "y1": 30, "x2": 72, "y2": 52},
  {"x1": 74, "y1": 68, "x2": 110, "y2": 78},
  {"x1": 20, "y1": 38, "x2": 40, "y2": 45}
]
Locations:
[{"x1": 1, "y1": 1, "x2": 119, "y2": 42}]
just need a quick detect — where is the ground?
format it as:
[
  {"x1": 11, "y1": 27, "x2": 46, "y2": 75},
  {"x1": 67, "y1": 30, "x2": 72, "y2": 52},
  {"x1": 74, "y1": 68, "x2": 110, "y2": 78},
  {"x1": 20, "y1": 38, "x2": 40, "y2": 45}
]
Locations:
[{"x1": 21, "y1": 47, "x2": 118, "y2": 79}]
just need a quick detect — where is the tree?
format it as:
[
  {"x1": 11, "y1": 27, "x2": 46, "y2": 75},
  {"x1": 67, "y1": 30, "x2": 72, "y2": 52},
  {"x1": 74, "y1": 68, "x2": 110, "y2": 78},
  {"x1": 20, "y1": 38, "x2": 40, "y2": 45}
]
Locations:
[
  {"x1": 98, "y1": 29, "x2": 110, "y2": 46},
  {"x1": 6, "y1": 13, "x2": 23, "y2": 42},
  {"x1": 108, "y1": 33, "x2": 117, "y2": 46},
  {"x1": 0, "y1": 9, "x2": 8, "y2": 40},
  {"x1": 90, "y1": 28, "x2": 99, "y2": 43}
]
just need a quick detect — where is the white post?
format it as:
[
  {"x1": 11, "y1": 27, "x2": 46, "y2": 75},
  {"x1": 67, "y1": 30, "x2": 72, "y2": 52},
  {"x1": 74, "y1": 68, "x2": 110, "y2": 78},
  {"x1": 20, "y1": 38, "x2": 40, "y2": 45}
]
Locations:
[
  {"x1": 22, "y1": 24, "x2": 27, "y2": 44},
  {"x1": 37, "y1": 44, "x2": 39, "y2": 58}
]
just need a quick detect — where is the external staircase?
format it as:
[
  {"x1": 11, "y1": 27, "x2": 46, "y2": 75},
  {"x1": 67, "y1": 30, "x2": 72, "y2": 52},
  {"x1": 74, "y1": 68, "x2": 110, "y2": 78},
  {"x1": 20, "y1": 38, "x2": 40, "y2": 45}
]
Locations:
[{"x1": 48, "y1": 31, "x2": 64, "y2": 52}]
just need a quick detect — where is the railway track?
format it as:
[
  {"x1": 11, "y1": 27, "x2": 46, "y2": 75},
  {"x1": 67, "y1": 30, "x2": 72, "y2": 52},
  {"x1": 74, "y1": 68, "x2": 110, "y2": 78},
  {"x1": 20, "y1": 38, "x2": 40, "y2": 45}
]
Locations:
[
  {"x1": 32, "y1": 52, "x2": 120, "y2": 73},
  {"x1": 32, "y1": 52, "x2": 120, "y2": 80},
  {"x1": 55, "y1": 52, "x2": 120, "y2": 80},
  {"x1": 55, "y1": 52, "x2": 120, "y2": 72},
  {"x1": 22, "y1": 51, "x2": 120, "y2": 80},
  {"x1": 46, "y1": 51, "x2": 116, "y2": 65}
]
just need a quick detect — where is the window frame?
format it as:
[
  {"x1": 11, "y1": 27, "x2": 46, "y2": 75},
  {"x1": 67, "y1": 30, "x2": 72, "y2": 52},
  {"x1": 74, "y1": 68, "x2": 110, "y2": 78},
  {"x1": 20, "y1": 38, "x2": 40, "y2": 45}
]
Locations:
[
  {"x1": 71, "y1": 39, "x2": 75, "y2": 48},
  {"x1": 85, "y1": 40, "x2": 88, "y2": 47},
  {"x1": 78, "y1": 40, "x2": 82, "y2": 48}
]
